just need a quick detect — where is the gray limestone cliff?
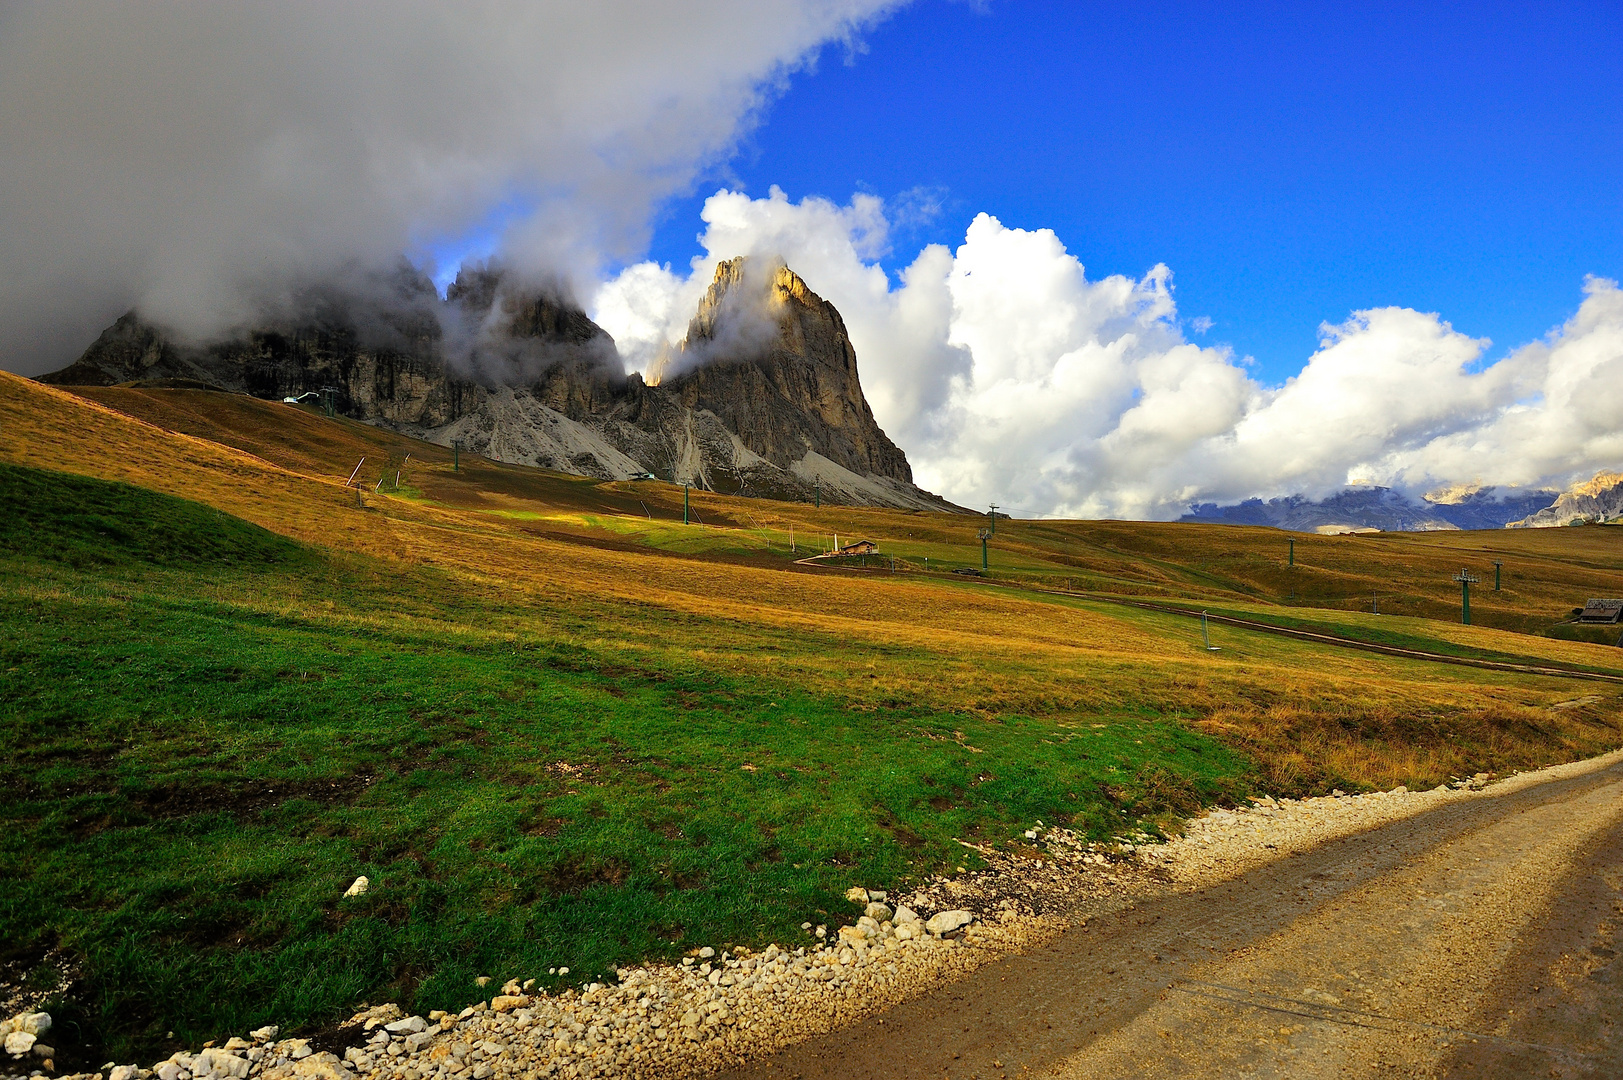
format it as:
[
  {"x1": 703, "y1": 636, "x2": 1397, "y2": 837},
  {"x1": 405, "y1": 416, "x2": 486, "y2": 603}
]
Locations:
[
  {"x1": 1508, "y1": 471, "x2": 1623, "y2": 527},
  {"x1": 41, "y1": 260, "x2": 957, "y2": 512},
  {"x1": 651, "y1": 258, "x2": 912, "y2": 484}
]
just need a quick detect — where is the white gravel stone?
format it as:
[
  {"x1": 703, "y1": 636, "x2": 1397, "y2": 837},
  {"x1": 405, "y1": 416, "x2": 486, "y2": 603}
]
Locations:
[{"x1": 925, "y1": 910, "x2": 974, "y2": 935}]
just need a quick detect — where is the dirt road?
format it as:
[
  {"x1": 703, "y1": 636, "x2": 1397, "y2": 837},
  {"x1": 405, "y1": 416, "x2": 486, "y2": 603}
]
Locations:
[{"x1": 722, "y1": 757, "x2": 1623, "y2": 1079}]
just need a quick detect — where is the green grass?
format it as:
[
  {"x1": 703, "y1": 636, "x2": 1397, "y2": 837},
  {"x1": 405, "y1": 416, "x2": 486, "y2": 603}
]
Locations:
[
  {"x1": 1545, "y1": 622, "x2": 1623, "y2": 648},
  {"x1": 0, "y1": 466, "x2": 1251, "y2": 1062},
  {"x1": 0, "y1": 462, "x2": 313, "y2": 571},
  {"x1": 1188, "y1": 602, "x2": 1623, "y2": 677}
]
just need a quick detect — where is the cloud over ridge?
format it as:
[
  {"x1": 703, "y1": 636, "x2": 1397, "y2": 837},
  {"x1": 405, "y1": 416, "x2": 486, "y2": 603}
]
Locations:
[
  {"x1": 593, "y1": 189, "x2": 1623, "y2": 519},
  {"x1": 4, "y1": 3, "x2": 1617, "y2": 521},
  {"x1": 0, "y1": 0, "x2": 899, "y2": 373}
]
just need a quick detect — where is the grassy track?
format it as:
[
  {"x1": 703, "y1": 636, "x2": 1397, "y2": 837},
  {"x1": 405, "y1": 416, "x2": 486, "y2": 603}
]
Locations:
[{"x1": 2, "y1": 374, "x2": 1621, "y2": 1064}]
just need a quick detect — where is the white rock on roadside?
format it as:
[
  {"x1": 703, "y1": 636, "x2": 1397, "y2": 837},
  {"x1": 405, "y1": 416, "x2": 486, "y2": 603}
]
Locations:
[
  {"x1": 291, "y1": 1051, "x2": 349, "y2": 1080},
  {"x1": 2, "y1": 1013, "x2": 51, "y2": 1038},
  {"x1": 196, "y1": 1047, "x2": 250, "y2": 1078},
  {"x1": 4, "y1": 1031, "x2": 36, "y2": 1056},
  {"x1": 844, "y1": 887, "x2": 870, "y2": 903},
  {"x1": 342, "y1": 876, "x2": 369, "y2": 898},
  {"x1": 926, "y1": 910, "x2": 975, "y2": 936}
]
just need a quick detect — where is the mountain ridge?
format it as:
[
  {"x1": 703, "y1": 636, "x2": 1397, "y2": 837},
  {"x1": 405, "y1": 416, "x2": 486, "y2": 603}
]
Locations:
[
  {"x1": 41, "y1": 260, "x2": 959, "y2": 513},
  {"x1": 1508, "y1": 470, "x2": 1623, "y2": 527},
  {"x1": 1182, "y1": 485, "x2": 1560, "y2": 533}
]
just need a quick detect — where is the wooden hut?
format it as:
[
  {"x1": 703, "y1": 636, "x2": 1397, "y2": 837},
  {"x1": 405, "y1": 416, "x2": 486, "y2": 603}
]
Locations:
[{"x1": 1577, "y1": 598, "x2": 1623, "y2": 624}]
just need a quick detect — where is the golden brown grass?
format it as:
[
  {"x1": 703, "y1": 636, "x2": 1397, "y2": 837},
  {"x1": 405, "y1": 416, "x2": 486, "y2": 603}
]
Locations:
[{"x1": 7, "y1": 373, "x2": 1623, "y2": 793}]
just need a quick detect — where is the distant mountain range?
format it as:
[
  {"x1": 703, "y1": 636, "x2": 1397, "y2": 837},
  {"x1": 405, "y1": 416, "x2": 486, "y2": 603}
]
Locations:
[{"x1": 1182, "y1": 485, "x2": 1561, "y2": 533}]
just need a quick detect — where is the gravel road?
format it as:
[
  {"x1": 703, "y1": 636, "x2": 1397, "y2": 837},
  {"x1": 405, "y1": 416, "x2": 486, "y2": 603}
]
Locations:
[{"x1": 723, "y1": 753, "x2": 1623, "y2": 1079}]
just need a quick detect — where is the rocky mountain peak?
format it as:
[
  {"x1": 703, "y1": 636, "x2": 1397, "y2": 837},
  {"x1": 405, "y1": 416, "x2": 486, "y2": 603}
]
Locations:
[
  {"x1": 650, "y1": 256, "x2": 911, "y2": 485},
  {"x1": 38, "y1": 256, "x2": 952, "y2": 511},
  {"x1": 446, "y1": 267, "x2": 611, "y2": 349},
  {"x1": 1509, "y1": 470, "x2": 1623, "y2": 527}
]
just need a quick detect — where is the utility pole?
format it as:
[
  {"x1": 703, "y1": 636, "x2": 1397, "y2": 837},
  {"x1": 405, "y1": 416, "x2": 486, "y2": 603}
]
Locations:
[
  {"x1": 453, "y1": 441, "x2": 460, "y2": 472},
  {"x1": 1453, "y1": 568, "x2": 1481, "y2": 625},
  {"x1": 1288, "y1": 538, "x2": 1294, "y2": 566},
  {"x1": 683, "y1": 483, "x2": 689, "y2": 525},
  {"x1": 977, "y1": 528, "x2": 990, "y2": 570},
  {"x1": 988, "y1": 504, "x2": 999, "y2": 536},
  {"x1": 814, "y1": 480, "x2": 820, "y2": 509},
  {"x1": 1493, "y1": 560, "x2": 1503, "y2": 592}
]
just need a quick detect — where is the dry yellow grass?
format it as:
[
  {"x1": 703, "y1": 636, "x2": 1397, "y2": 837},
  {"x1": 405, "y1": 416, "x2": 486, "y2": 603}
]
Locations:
[{"x1": 6, "y1": 372, "x2": 1622, "y2": 791}]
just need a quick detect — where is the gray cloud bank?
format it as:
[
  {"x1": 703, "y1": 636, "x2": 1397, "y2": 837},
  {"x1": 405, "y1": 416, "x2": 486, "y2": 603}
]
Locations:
[{"x1": 0, "y1": 0, "x2": 897, "y2": 374}]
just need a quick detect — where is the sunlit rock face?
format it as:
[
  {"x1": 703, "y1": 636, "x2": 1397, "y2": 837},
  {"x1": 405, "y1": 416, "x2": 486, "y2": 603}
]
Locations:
[
  {"x1": 652, "y1": 257, "x2": 913, "y2": 485},
  {"x1": 1509, "y1": 471, "x2": 1623, "y2": 527},
  {"x1": 42, "y1": 260, "x2": 956, "y2": 512}
]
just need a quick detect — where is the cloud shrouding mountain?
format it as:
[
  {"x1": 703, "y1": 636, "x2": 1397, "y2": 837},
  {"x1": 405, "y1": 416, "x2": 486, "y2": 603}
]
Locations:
[
  {"x1": 0, "y1": 0, "x2": 898, "y2": 374},
  {"x1": 593, "y1": 188, "x2": 1623, "y2": 519},
  {"x1": 5, "y1": 3, "x2": 1618, "y2": 520}
]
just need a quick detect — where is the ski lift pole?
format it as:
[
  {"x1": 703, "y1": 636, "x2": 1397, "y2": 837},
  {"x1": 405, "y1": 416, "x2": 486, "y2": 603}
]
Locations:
[{"x1": 1453, "y1": 568, "x2": 1481, "y2": 625}]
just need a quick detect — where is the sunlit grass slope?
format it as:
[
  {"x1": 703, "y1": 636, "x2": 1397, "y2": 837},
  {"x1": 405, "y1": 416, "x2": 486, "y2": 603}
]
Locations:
[
  {"x1": 2, "y1": 373, "x2": 1620, "y2": 1061},
  {"x1": 67, "y1": 384, "x2": 1623, "y2": 637}
]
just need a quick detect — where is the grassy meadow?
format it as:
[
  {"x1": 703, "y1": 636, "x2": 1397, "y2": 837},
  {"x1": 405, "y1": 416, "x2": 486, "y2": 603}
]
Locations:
[{"x1": 2, "y1": 372, "x2": 1621, "y2": 1062}]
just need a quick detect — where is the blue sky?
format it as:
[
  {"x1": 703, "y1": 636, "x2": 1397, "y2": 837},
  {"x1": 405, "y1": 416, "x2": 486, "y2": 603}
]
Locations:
[
  {"x1": 642, "y1": 0, "x2": 1622, "y2": 384},
  {"x1": 9, "y1": 0, "x2": 1619, "y2": 515}
]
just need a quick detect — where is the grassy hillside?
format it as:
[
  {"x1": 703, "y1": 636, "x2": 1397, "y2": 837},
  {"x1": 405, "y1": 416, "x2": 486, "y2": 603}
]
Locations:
[
  {"x1": 69, "y1": 385, "x2": 1623, "y2": 638},
  {"x1": 2, "y1": 373, "x2": 1621, "y2": 1062}
]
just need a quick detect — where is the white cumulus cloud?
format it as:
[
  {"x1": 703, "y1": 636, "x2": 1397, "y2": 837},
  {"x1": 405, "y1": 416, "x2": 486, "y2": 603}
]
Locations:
[
  {"x1": 0, "y1": 0, "x2": 900, "y2": 374},
  {"x1": 594, "y1": 189, "x2": 1623, "y2": 518}
]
